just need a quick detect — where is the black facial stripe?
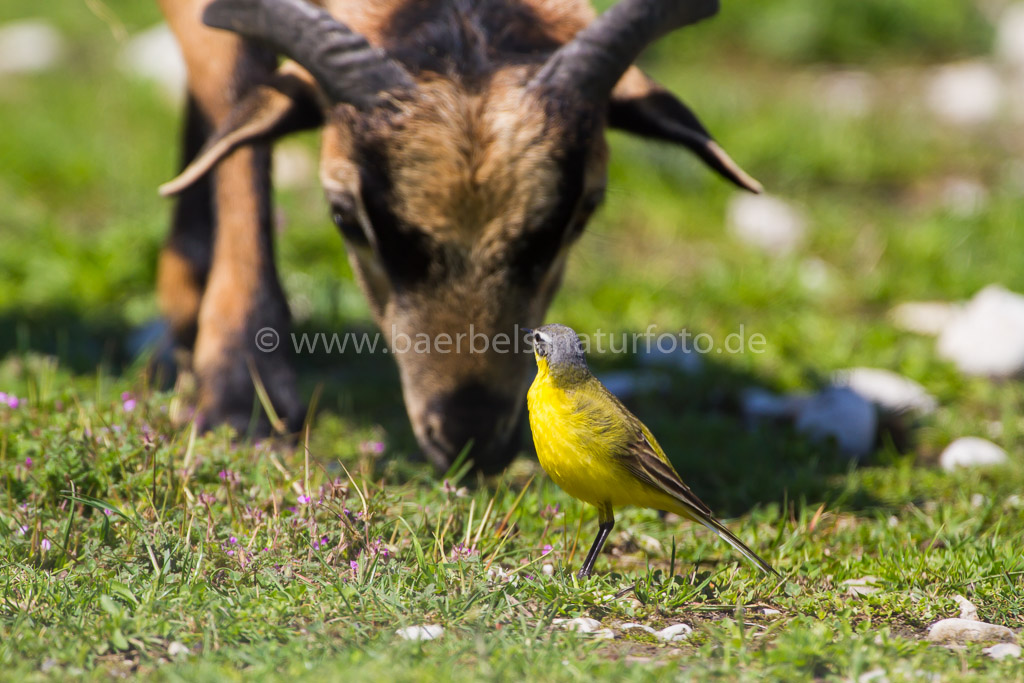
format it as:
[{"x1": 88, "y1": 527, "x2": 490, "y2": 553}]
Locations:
[
  {"x1": 508, "y1": 140, "x2": 590, "y2": 287},
  {"x1": 357, "y1": 143, "x2": 435, "y2": 286}
]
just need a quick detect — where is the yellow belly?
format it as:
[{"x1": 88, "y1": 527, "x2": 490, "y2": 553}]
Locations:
[{"x1": 527, "y1": 374, "x2": 679, "y2": 512}]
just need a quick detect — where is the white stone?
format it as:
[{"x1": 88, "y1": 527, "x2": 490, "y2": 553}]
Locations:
[
  {"x1": 794, "y1": 387, "x2": 878, "y2": 459},
  {"x1": 637, "y1": 534, "x2": 662, "y2": 554},
  {"x1": 925, "y1": 62, "x2": 1002, "y2": 126},
  {"x1": 396, "y1": 624, "x2": 444, "y2": 641},
  {"x1": 843, "y1": 576, "x2": 883, "y2": 598},
  {"x1": 274, "y1": 142, "x2": 316, "y2": 190},
  {"x1": 762, "y1": 608, "x2": 782, "y2": 616},
  {"x1": 857, "y1": 669, "x2": 888, "y2": 683},
  {"x1": 927, "y1": 618, "x2": 1015, "y2": 645},
  {"x1": 940, "y1": 177, "x2": 988, "y2": 218},
  {"x1": 542, "y1": 563, "x2": 554, "y2": 576},
  {"x1": 119, "y1": 24, "x2": 186, "y2": 104},
  {"x1": 620, "y1": 623, "x2": 657, "y2": 635},
  {"x1": 799, "y1": 258, "x2": 834, "y2": 294},
  {"x1": 167, "y1": 642, "x2": 189, "y2": 657},
  {"x1": 953, "y1": 595, "x2": 978, "y2": 621},
  {"x1": 638, "y1": 344, "x2": 703, "y2": 374},
  {"x1": 832, "y1": 367, "x2": 937, "y2": 416},
  {"x1": 727, "y1": 194, "x2": 807, "y2": 256},
  {"x1": 0, "y1": 21, "x2": 64, "y2": 75},
  {"x1": 889, "y1": 301, "x2": 961, "y2": 336},
  {"x1": 971, "y1": 493, "x2": 987, "y2": 508},
  {"x1": 939, "y1": 437, "x2": 1009, "y2": 471},
  {"x1": 816, "y1": 70, "x2": 876, "y2": 118},
  {"x1": 556, "y1": 617, "x2": 602, "y2": 634},
  {"x1": 984, "y1": 643, "x2": 1022, "y2": 660},
  {"x1": 937, "y1": 285, "x2": 1024, "y2": 377},
  {"x1": 599, "y1": 371, "x2": 669, "y2": 399},
  {"x1": 740, "y1": 387, "x2": 804, "y2": 421},
  {"x1": 996, "y1": 4, "x2": 1024, "y2": 70},
  {"x1": 654, "y1": 623, "x2": 692, "y2": 642},
  {"x1": 592, "y1": 629, "x2": 616, "y2": 640}
]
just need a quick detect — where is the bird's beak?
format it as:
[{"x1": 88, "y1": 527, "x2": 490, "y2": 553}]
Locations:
[{"x1": 521, "y1": 328, "x2": 533, "y2": 335}]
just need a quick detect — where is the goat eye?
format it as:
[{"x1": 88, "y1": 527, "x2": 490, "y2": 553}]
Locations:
[{"x1": 330, "y1": 198, "x2": 368, "y2": 245}]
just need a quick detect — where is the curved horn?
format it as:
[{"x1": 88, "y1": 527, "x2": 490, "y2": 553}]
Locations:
[
  {"x1": 203, "y1": 0, "x2": 414, "y2": 109},
  {"x1": 530, "y1": 0, "x2": 719, "y2": 101}
]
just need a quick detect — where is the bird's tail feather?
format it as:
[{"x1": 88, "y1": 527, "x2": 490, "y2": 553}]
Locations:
[{"x1": 693, "y1": 512, "x2": 779, "y2": 577}]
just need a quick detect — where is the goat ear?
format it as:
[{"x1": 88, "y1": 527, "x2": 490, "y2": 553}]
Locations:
[
  {"x1": 609, "y1": 66, "x2": 762, "y2": 194},
  {"x1": 159, "y1": 64, "x2": 323, "y2": 197}
]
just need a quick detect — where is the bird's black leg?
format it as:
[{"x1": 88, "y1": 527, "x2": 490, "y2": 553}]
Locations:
[{"x1": 578, "y1": 506, "x2": 614, "y2": 578}]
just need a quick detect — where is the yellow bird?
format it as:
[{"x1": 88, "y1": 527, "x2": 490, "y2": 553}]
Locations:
[{"x1": 525, "y1": 324, "x2": 778, "y2": 578}]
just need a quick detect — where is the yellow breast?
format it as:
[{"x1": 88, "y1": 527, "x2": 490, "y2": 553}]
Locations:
[{"x1": 527, "y1": 363, "x2": 640, "y2": 508}]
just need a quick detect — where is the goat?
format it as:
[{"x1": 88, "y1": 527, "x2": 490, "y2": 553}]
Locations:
[{"x1": 155, "y1": 0, "x2": 760, "y2": 472}]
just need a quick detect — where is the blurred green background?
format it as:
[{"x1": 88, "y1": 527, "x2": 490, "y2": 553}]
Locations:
[{"x1": 1, "y1": 0, "x2": 1022, "y2": 504}]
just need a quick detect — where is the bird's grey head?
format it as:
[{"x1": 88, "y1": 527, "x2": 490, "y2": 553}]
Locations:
[{"x1": 529, "y1": 324, "x2": 588, "y2": 372}]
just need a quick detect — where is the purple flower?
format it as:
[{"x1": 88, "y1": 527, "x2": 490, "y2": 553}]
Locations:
[
  {"x1": 312, "y1": 540, "x2": 320, "y2": 550},
  {"x1": 297, "y1": 494, "x2": 311, "y2": 505},
  {"x1": 540, "y1": 504, "x2": 560, "y2": 520},
  {"x1": 24, "y1": 457, "x2": 32, "y2": 469},
  {"x1": 121, "y1": 392, "x2": 136, "y2": 412},
  {"x1": 227, "y1": 550, "x2": 235, "y2": 556},
  {"x1": 350, "y1": 560, "x2": 359, "y2": 572},
  {"x1": 229, "y1": 536, "x2": 238, "y2": 545},
  {"x1": 18, "y1": 525, "x2": 28, "y2": 536},
  {"x1": 542, "y1": 544, "x2": 553, "y2": 556},
  {"x1": 40, "y1": 539, "x2": 51, "y2": 552},
  {"x1": 1, "y1": 392, "x2": 18, "y2": 409},
  {"x1": 103, "y1": 509, "x2": 113, "y2": 517},
  {"x1": 360, "y1": 440, "x2": 385, "y2": 455}
]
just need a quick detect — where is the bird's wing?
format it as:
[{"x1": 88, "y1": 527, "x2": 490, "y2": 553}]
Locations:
[{"x1": 617, "y1": 427, "x2": 714, "y2": 518}]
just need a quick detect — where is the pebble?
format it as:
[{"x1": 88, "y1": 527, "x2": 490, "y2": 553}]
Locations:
[
  {"x1": 889, "y1": 301, "x2": 960, "y2": 336},
  {"x1": 654, "y1": 623, "x2": 692, "y2": 642},
  {"x1": 939, "y1": 437, "x2": 1009, "y2": 471},
  {"x1": 953, "y1": 595, "x2": 978, "y2": 621},
  {"x1": 541, "y1": 563, "x2": 554, "y2": 576},
  {"x1": 167, "y1": 642, "x2": 189, "y2": 657},
  {"x1": 620, "y1": 623, "x2": 657, "y2": 636},
  {"x1": 939, "y1": 177, "x2": 988, "y2": 218},
  {"x1": 793, "y1": 387, "x2": 878, "y2": 459},
  {"x1": 0, "y1": 20, "x2": 64, "y2": 75},
  {"x1": 927, "y1": 618, "x2": 1015, "y2": 645},
  {"x1": 762, "y1": 608, "x2": 782, "y2": 616},
  {"x1": 727, "y1": 194, "x2": 807, "y2": 256},
  {"x1": 396, "y1": 624, "x2": 444, "y2": 641},
  {"x1": 740, "y1": 387, "x2": 804, "y2": 421},
  {"x1": 832, "y1": 367, "x2": 937, "y2": 417},
  {"x1": 119, "y1": 23, "x2": 186, "y2": 103},
  {"x1": 742, "y1": 385, "x2": 877, "y2": 458},
  {"x1": 996, "y1": 4, "x2": 1024, "y2": 70},
  {"x1": 637, "y1": 344, "x2": 703, "y2": 374},
  {"x1": 925, "y1": 62, "x2": 1002, "y2": 126},
  {"x1": 857, "y1": 669, "x2": 888, "y2": 683},
  {"x1": 984, "y1": 643, "x2": 1022, "y2": 660},
  {"x1": 937, "y1": 285, "x2": 1024, "y2": 377},
  {"x1": 555, "y1": 617, "x2": 602, "y2": 633},
  {"x1": 599, "y1": 370, "x2": 670, "y2": 400},
  {"x1": 815, "y1": 70, "x2": 876, "y2": 118}
]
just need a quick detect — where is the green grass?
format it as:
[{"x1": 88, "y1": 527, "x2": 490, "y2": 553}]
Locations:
[{"x1": 3, "y1": 0, "x2": 1024, "y2": 680}]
